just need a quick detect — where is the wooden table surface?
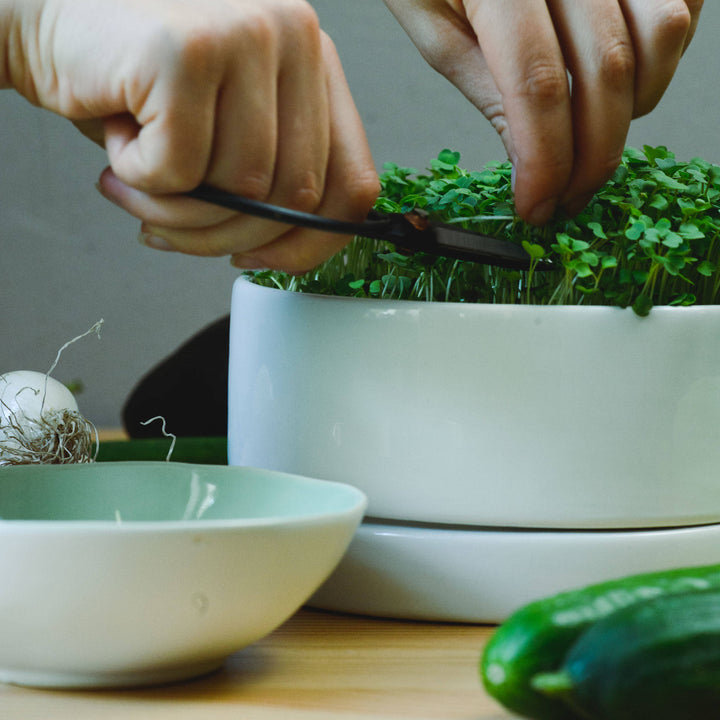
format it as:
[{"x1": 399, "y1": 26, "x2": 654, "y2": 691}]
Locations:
[{"x1": 1, "y1": 608, "x2": 515, "y2": 720}]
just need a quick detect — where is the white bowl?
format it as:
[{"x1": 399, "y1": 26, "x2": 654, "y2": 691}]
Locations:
[
  {"x1": 309, "y1": 519, "x2": 720, "y2": 623},
  {"x1": 228, "y1": 277, "x2": 720, "y2": 529},
  {"x1": 0, "y1": 461, "x2": 366, "y2": 688}
]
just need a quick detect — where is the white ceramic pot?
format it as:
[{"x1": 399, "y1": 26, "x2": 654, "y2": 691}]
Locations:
[{"x1": 228, "y1": 277, "x2": 720, "y2": 530}]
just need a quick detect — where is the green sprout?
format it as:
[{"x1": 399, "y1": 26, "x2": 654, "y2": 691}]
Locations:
[{"x1": 247, "y1": 146, "x2": 720, "y2": 316}]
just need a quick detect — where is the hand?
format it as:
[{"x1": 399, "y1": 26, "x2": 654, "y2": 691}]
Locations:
[
  {"x1": 4, "y1": 0, "x2": 379, "y2": 271},
  {"x1": 383, "y1": 0, "x2": 703, "y2": 225}
]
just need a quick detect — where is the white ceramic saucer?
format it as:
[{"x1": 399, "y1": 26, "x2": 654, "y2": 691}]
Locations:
[{"x1": 308, "y1": 519, "x2": 720, "y2": 623}]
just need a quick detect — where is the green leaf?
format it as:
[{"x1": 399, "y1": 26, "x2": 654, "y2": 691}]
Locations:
[
  {"x1": 643, "y1": 145, "x2": 670, "y2": 164},
  {"x1": 669, "y1": 293, "x2": 697, "y2": 306},
  {"x1": 601, "y1": 255, "x2": 618, "y2": 270},
  {"x1": 698, "y1": 261, "x2": 716, "y2": 277},
  {"x1": 649, "y1": 194, "x2": 669, "y2": 212},
  {"x1": 587, "y1": 222, "x2": 608, "y2": 239},
  {"x1": 522, "y1": 241, "x2": 546, "y2": 260},
  {"x1": 625, "y1": 147, "x2": 648, "y2": 163},
  {"x1": 661, "y1": 232, "x2": 683, "y2": 249},
  {"x1": 651, "y1": 169, "x2": 688, "y2": 192},
  {"x1": 554, "y1": 233, "x2": 573, "y2": 249},
  {"x1": 437, "y1": 149, "x2": 461, "y2": 166},
  {"x1": 575, "y1": 285, "x2": 600, "y2": 296},
  {"x1": 470, "y1": 170, "x2": 502, "y2": 186},
  {"x1": 580, "y1": 251, "x2": 600, "y2": 266},
  {"x1": 632, "y1": 293, "x2": 653, "y2": 317},
  {"x1": 642, "y1": 228, "x2": 661, "y2": 245},
  {"x1": 378, "y1": 252, "x2": 410, "y2": 266},
  {"x1": 678, "y1": 223, "x2": 705, "y2": 240},
  {"x1": 625, "y1": 222, "x2": 646, "y2": 241},
  {"x1": 566, "y1": 259, "x2": 593, "y2": 277}
]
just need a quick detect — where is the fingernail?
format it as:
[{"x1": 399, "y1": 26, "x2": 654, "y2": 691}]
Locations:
[
  {"x1": 230, "y1": 255, "x2": 267, "y2": 270},
  {"x1": 563, "y1": 193, "x2": 595, "y2": 218},
  {"x1": 527, "y1": 197, "x2": 558, "y2": 226},
  {"x1": 95, "y1": 180, "x2": 124, "y2": 210},
  {"x1": 138, "y1": 231, "x2": 175, "y2": 252}
]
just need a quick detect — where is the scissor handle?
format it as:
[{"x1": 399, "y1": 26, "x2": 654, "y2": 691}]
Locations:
[{"x1": 186, "y1": 184, "x2": 396, "y2": 238}]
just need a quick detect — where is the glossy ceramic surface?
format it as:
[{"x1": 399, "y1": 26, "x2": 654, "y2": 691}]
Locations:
[
  {"x1": 0, "y1": 462, "x2": 366, "y2": 687},
  {"x1": 309, "y1": 519, "x2": 720, "y2": 623},
  {"x1": 228, "y1": 277, "x2": 720, "y2": 529}
]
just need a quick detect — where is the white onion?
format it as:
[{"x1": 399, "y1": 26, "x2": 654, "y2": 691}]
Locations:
[{"x1": 0, "y1": 370, "x2": 95, "y2": 466}]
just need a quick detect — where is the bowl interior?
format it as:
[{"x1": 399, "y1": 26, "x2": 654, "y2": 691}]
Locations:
[{"x1": 0, "y1": 462, "x2": 365, "y2": 523}]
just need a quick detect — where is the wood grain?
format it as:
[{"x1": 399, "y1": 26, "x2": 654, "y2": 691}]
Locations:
[{"x1": 0, "y1": 609, "x2": 516, "y2": 719}]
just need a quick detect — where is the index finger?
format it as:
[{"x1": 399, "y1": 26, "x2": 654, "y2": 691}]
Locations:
[{"x1": 465, "y1": 0, "x2": 573, "y2": 224}]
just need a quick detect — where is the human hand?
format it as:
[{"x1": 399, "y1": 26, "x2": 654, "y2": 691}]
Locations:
[
  {"x1": 3, "y1": 0, "x2": 379, "y2": 271},
  {"x1": 383, "y1": 0, "x2": 703, "y2": 225}
]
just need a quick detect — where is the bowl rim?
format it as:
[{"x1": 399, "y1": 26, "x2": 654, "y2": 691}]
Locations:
[{"x1": 0, "y1": 461, "x2": 368, "y2": 531}]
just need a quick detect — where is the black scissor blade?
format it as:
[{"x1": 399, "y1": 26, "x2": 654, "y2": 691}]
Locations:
[
  {"x1": 429, "y1": 224, "x2": 535, "y2": 269},
  {"x1": 383, "y1": 217, "x2": 537, "y2": 270}
]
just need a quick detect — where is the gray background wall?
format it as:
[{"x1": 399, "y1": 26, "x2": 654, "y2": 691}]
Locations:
[{"x1": 2, "y1": 0, "x2": 719, "y2": 429}]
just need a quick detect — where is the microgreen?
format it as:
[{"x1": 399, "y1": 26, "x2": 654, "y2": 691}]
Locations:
[{"x1": 247, "y1": 146, "x2": 720, "y2": 315}]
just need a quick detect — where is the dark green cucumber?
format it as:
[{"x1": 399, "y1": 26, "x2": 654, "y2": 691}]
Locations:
[
  {"x1": 480, "y1": 563, "x2": 720, "y2": 720},
  {"x1": 95, "y1": 437, "x2": 228, "y2": 465},
  {"x1": 531, "y1": 589, "x2": 720, "y2": 720}
]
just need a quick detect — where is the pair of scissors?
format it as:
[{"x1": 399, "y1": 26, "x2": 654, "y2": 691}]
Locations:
[{"x1": 187, "y1": 185, "x2": 547, "y2": 271}]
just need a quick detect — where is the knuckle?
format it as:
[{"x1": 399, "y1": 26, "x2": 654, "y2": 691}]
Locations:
[
  {"x1": 478, "y1": 99, "x2": 509, "y2": 135},
  {"x1": 235, "y1": 12, "x2": 278, "y2": 56},
  {"x1": 419, "y1": 42, "x2": 458, "y2": 76},
  {"x1": 597, "y1": 39, "x2": 635, "y2": 90},
  {"x1": 319, "y1": 30, "x2": 341, "y2": 66},
  {"x1": 517, "y1": 58, "x2": 568, "y2": 108},
  {"x1": 275, "y1": 1, "x2": 324, "y2": 57},
  {"x1": 284, "y1": 170, "x2": 325, "y2": 212},
  {"x1": 234, "y1": 173, "x2": 274, "y2": 203},
  {"x1": 148, "y1": 18, "x2": 224, "y2": 76},
  {"x1": 287, "y1": 1, "x2": 322, "y2": 38},
  {"x1": 344, "y1": 171, "x2": 381, "y2": 219},
  {"x1": 654, "y1": 1, "x2": 694, "y2": 44},
  {"x1": 163, "y1": 163, "x2": 206, "y2": 194}
]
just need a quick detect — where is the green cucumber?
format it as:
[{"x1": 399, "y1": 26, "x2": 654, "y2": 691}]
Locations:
[
  {"x1": 531, "y1": 589, "x2": 720, "y2": 720},
  {"x1": 480, "y1": 563, "x2": 720, "y2": 720},
  {"x1": 95, "y1": 437, "x2": 228, "y2": 465}
]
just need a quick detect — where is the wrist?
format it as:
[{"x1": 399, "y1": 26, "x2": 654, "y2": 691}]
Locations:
[
  {"x1": 0, "y1": 0, "x2": 45, "y2": 93},
  {"x1": 0, "y1": 0, "x2": 16, "y2": 88}
]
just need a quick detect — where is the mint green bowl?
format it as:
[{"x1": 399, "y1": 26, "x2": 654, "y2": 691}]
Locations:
[{"x1": 0, "y1": 462, "x2": 366, "y2": 688}]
